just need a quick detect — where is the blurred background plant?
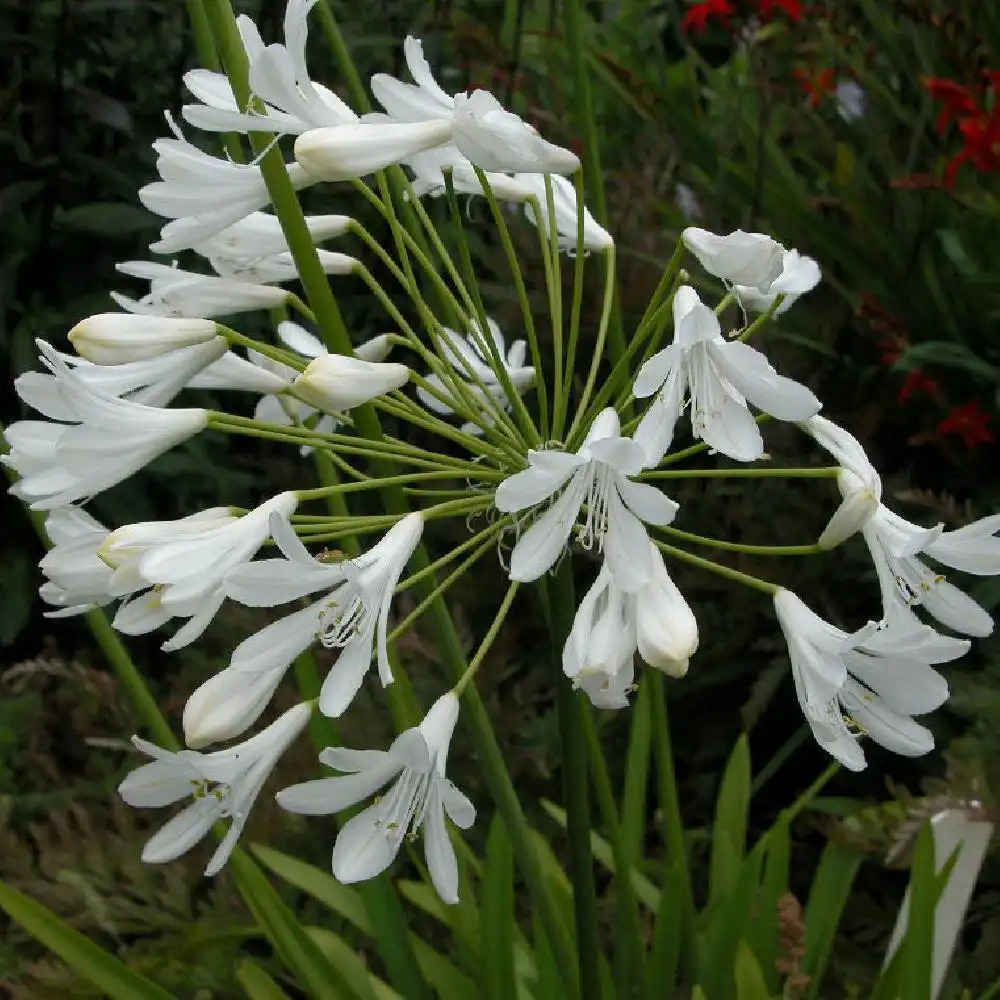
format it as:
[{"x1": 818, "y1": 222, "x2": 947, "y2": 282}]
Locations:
[{"x1": 2, "y1": 0, "x2": 1000, "y2": 996}]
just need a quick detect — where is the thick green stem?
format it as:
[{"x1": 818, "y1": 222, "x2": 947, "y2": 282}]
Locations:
[{"x1": 543, "y1": 561, "x2": 603, "y2": 1000}]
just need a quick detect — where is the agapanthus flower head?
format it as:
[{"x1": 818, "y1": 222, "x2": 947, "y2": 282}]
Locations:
[
  {"x1": 495, "y1": 408, "x2": 678, "y2": 589},
  {"x1": 277, "y1": 692, "x2": 475, "y2": 904},
  {"x1": 119, "y1": 702, "x2": 311, "y2": 875},
  {"x1": 633, "y1": 285, "x2": 820, "y2": 465}
]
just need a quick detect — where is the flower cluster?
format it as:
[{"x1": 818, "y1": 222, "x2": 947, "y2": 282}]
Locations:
[
  {"x1": 6, "y1": 0, "x2": 1000, "y2": 905},
  {"x1": 680, "y1": 0, "x2": 802, "y2": 35},
  {"x1": 925, "y1": 71, "x2": 1000, "y2": 187}
]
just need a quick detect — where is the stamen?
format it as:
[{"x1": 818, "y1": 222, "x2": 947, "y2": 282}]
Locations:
[{"x1": 319, "y1": 587, "x2": 367, "y2": 648}]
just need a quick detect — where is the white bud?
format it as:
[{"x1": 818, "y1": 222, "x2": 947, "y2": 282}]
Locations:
[
  {"x1": 69, "y1": 313, "x2": 218, "y2": 365},
  {"x1": 292, "y1": 355, "x2": 410, "y2": 411},
  {"x1": 681, "y1": 227, "x2": 785, "y2": 291},
  {"x1": 635, "y1": 543, "x2": 698, "y2": 676}
]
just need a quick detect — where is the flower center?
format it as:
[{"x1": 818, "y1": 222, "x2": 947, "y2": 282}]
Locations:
[
  {"x1": 318, "y1": 584, "x2": 368, "y2": 648},
  {"x1": 580, "y1": 464, "x2": 613, "y2": 551},
  {"x1": 374, "y1": 766, "x2": 432, "y2": 840}
]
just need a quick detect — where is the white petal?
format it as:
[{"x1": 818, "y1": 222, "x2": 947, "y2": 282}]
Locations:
[
  {"x1": 709, "y1": 341, "x2": 821, "y2": 421},
  {"x1": 616, "y1": 479, "x2": 679, "y2": 526},
  {"x1": 331, "y1": 799, "x2": 404, "y2": 883},
  {"x1": 141, "y1": 797, "x2": 221, "y2": 864},
  {"x1": 276, "y1": 765, "x2": 398, "y2": 815},
  {"x1": 602, "y1": 493, "x2": 653, "y2": 592},
  {"x1": 319, "y1": 626, "x2": 376, "y2": 717},
  {"x1": 507, "y1": 471, "x2": 586, "y2": 582},
  {"x1": 494, "y1": 452, "x2": 582, "y2": 512},
  {"x1": 423, "y1": 791, "x2": 459, "y2": 904}
]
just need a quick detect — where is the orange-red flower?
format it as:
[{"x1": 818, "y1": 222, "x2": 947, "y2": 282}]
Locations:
[
  {"x1": 898, "y1": 370, "x2": 940, "y2": 403},
  {"x1": 938, "y1": 400, "x2": 995, "y2": 449},
  {"x1": 681, "y1": 0, "x2": 736, "y2": 34},
  {"x1": 760, "y1": 0, "x2": 803, "y2": 20},
  {"x1": 924, "y1": 72, "x2": 1000, "y2": 186},
  {"x1": 793, "y1": 67, "x2": 836, "y2": 107}
]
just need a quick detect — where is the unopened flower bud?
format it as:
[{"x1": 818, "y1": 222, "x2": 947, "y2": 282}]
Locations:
[
  {"x1": 291, "y1": 355, "x2": 410, "y2": 411},
  {"x1": 69, "y1": 313, "x2": 218, "y2": 364}
]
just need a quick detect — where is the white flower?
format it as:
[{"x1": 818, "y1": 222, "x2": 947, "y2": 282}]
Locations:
[
  {"x1": 633, "y1": 286, "x2": 821, "y2": 465},
  {"x1": 203, "y1": 249, "x2": 357, "y2": 285},
  {"x1": 118, "y1": 702, "x2": 310, "y2": 876},
  {"x1": 802, "y1": 416, "x2": 883, "y2": 549},
  {"x1": 452, "y1": 90, "x2": 580, "y2": 174},
  {"x1": 110, "y1": 261, "x2": 291, "y2": 318},
  {"x1": 187, "y1": 349, "x2": 292, "y2": 395},
  {"x1": 68, "y1": 313, "x2": 218, "y2": 364},
  {"x1": 191, "y1": 211, "x2": 352, "y2": 273},
  {"x1": 294, "y1": 120, "x2": 455, "y2": 182},
  {"x1": 182, "y1": 1, "x2": 355, "y2": 136},
  {"x1": 774, "y1": 588, "x2": 960, "y2": 771},
  {"x1": 217, "y1": 512, "x2": 423, "y2": 723},
  {"x1": 835, "y1": 80, "x2": 866, "y2": 122},
  {"x1": 923, "y1": 514, "x2": 1000, "y2": 577},
  {"x1": 675, "y1": 183, "x2": 702, "y2": 220},
  {"x1": 682, "y1": 227, "x2": 785, "y2": 290},
  {"x1": 634, "y1": 542, "x2": 698, "y2": 676},
  {"x1": 291, "y1": 354, "x2": 410, "y2": 412},
  {"x1": 140, "y1": 125, "x2": 314, "y2": 254},
  {"x1": 403, "y1": 146, "x2": 531, "y2": 202},
  {"x1": 735, "y1": 249, "x2": 821, "y2": 316},
  {"x1": 277, "y1": 692, "x2": 474, "y2": 904},
  {"x1": 17, "y1": 338, "x2": 228, "y2": 411},
  {"x1": 494, "y1": 408, "x2": 678, "y2": 589},
  {"x1": 517, "y1": 173, "x2": 613, "y2": 252},
  {"x1": 4, "y1": 342, "x2": 207, "y2": 510},
  {"x1": 38, "y1": 506, "x2": 113, "y2": 617},
  {"x1": 861, "y1": 501, "x2": 995, "y2": 639},
  {"x1": 563, "y1": 563, "x2": 636, "y2": 709},
  {"x1": 417, "y1": 317, "x2": 535, "y2": 434},
  {"x1": 102, "y1": 493, "x2": 299, "y2": 652},
  {"x1": 370, "y1": 36, "x2": 456, "y2": 122}
]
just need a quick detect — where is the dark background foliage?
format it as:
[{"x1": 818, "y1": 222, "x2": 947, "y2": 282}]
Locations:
[{"x1": 2, "y1": 0, "x2": 1000, "y2": 995}]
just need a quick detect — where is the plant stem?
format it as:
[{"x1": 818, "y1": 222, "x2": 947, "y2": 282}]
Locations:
[
  {"x1": 544, "y1": 561, "x2": 603, "y2": 1000},
  {"x1": 654, "y1": 539, "x2": 780, "y2": 594}
]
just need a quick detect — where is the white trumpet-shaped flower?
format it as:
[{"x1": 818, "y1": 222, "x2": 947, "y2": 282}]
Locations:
[
  {"x1": 518, "y1": 172, "x2": 614, "y2": 252},
  {"x1": 18, "y1": 338, "x2": 227, "y2": 412},
  {"x1": 140, "y1": 123, "x2": 314, "y2": 254},
  {"x1": 118, "y1": 702, "x2": 311, "y2": 875},
  {"x1": 277, "y1": 692, "x2": 475, "y2": 904},
  {"x1": 182, "y1": 0, "x2": 356, "y2": 137},
  {"x1": 682, "y1": 227, "x2": 785, "y2": 291},
  {"x1": 111, "y1": 261, "x2": 291, "y2": 319},
  {"x1": 39, "y1": 506, "x2": 113, "y2": 617},
  {"x1": 633, "y1": 286, "x2": 821, "y2": 465},
  {"x1": 68, "y1": 313, "x2": 218, "y2": 365},
  {"x1": 861, "y1": 498, "x2": 995, "y2": 639},
  {"x1": 417, "y1": 317, "x2": 535, "y2": 434},
  {"x1": 291, "y1": 354, "x2": 410, "y2": 413},
  {"x1": 4, "y1": 342, "x2": 207, "y2": 510},
  {"x1": 215, "y1": 512, "x2": 423, "y2": 728},
  {"x1": 802, "y1": 415, "x2": 882, "y2": 549},
  {"x1": 191, "y1": 211, "x2": 352, "y2": 274},
  {"x1": 102, "y1": 493, "x2": 298, "y2": 652},
  {"x1": 495, "y1": 408, "x2": 678, "y2": 589},
  {"x1": 773, "y1": 588, "x2": 964, "y2": 771},
  {"x1": 563, "y1": 563, "x2": 637, "y2": 709},
  {"x1": 735, "y1": 249, "x2": 821, "y2": 316}
]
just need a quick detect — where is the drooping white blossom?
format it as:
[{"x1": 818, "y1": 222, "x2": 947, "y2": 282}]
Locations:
[
  {"x1": 634, "y1": 542, "x2": 698, "y2": 676},
  {"x1": 633, "y1": 286, "x2": 821, "y2": 465},
  {"x1": 4, "y1": 342, "x2": 208, "y2": 510},
  {"x1": 682, "y1": 227, "x2": 785, "y2": 290},
  {"x1": 773, "y1": 588, "x2": 963, "y2": 770},
  {"x1": 277, "y1": 692, "x2": 475, "y2": 904},
  {"x1": 735, "y1": 249, "x2": 821, "y2": 316},
  {"x1": 140, "y1": 123, "x2": 315, "y2": 254},
  {"x1": 102, "y1": 492, "x2": 299, "y2": 652},
  {"x1": 119, "y1": 702, "x2": 311, "y2": 875},
  {"x1": 517, "y1": 172, "x2": 614, "y2": 252},
  {"x1": 494, "y1": 408, "x2": 678, "y2": 589},
  {"x1": 68, "y1": 313, "x2": 218, "y2": 365},
  {"x1": 212, "y1": 512, "x2": 423, "y2": 728},
  {"x1": 39, "y1": 506, "x2": 113, "y2": 617},
  {"x1": 417, "y1": 317, "x2": 535, "y2": 434}
]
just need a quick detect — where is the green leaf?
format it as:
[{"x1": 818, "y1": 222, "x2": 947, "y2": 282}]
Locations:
[
  {"x1": 307, "y1": 928, "x2": 399, "y2": 1000},
  {"x1": 481, "y1": 817, "x2": 518, "y2": 1000},
  {"x1": 621, "y1": 682, "x2": 653, "y2": 868},
  {"x1": 901, "y1": 823, "x2": 937, "y2": 1000},
  {"x1": 802, "y1": 842, "x2": 864, "y2": 998},
  {"x1": 710, "y1": 734, "x2": 751, "y2": 904},
  {"x1": 646, "y1": 860, "x2": 685, "y2": 998},
  {"x1": 745, "y1": 818, "x2": 791, "y2": 993},
  {"x1": 236, "y1": 959, "x2": 294, "y2": 1000},
  {"x1": 0, "y1": 546, "x2": 34, "y2": 645},
  {"x1": 0, "y1": 879, "x2": 173, "y2": 1000},
  {"x1": 898, "y1": 342, "x2": 998, "y2": 381},
  {"x1": 734, "y1": 941, "x2": 773, "y2": 1000},
  {"x1": 54, "y1": 202, "x2": 157, "y2": 238},
  {"x1": 229, "y1": 850, "x2": 360, "y2": 1000},
  {"x1": 250, "y1": 843, "x2": 370, "y2": 933}
]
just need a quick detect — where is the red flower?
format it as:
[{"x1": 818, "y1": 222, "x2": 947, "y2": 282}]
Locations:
[
  {"x1": 938, "y1": 400, "x2": 995, "y2": 449},
  {"x1": 925, "y1": 71, "x2": 1000, "y2": 186},
  {"x1": 759, "y1": 0, "x2": 803, "y2": 20},
  {"x1": 877, "y1": 340, "x2": 902, "y2": 365},
  {"x1": 793, "y1": 67, "x2": 836, "y2": 107},
  {"x1": 897, "y1": 370, "x2": 940, "y2": 403},
  {"x1": 924, "y1": 77, "x2": 979, "y2": 134},
  {"x1": 681, "y1": 0, "x2": 736, "y2": 34}
]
